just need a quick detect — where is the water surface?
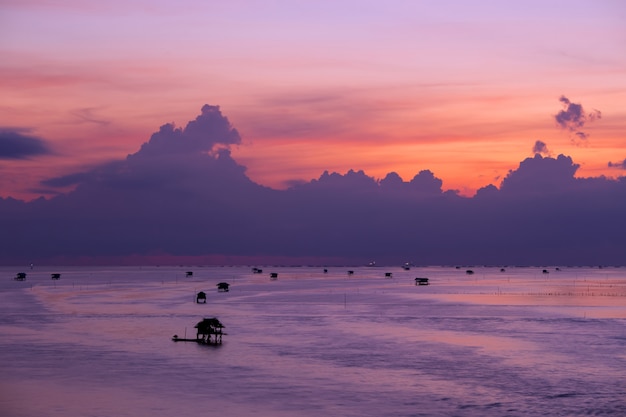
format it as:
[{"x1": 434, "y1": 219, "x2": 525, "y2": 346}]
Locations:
[{"x1": 1, "y1": 266, "x2": 625, "y2": 416}]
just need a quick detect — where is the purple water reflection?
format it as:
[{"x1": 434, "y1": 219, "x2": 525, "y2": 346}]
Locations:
[{"x1": 1, "y1": 266, "x2": 625, "y2": 416}]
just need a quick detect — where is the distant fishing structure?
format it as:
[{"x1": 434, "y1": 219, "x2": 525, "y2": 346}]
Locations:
[{"x1": 172, "y1": 317, "x2": 225, "y2": 345}]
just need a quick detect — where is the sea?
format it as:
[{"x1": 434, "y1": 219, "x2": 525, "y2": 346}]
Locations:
[{"x1": 0, "y1": 265, "x2": 625, "y2": 417}]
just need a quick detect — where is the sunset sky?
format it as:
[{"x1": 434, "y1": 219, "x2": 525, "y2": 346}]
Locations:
[{"x1": 1, "y1": 0, "x2": 625, "y2": 201}]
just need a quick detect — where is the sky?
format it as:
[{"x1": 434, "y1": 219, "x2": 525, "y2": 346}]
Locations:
[
  {"x1": 1, "y1": 0, "x2": 625, "y2": 266},
  {"x1": 1, "y1": 0, "x2": 625, "y2": 200}
]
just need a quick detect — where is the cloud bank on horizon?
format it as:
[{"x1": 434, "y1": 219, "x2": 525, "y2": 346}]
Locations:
[{"x1": 1, "y1": 105, "x2": 624, "y2": 267}]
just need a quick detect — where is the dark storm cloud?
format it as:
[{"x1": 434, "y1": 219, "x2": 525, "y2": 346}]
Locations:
[
  {"x1": 1, "y1": 105, "x2": 624, "y2": 267},
  {"x1": 555, "y1": 96, "x2": 601, "y2": 142},
  {"x1": 0, "y1": 128, "x2": 52, "y2": 159}
]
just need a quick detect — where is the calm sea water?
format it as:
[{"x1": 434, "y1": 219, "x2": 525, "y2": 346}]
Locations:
[{"x1": 1, "y1": 265, "x2": 625, "y2": 416}]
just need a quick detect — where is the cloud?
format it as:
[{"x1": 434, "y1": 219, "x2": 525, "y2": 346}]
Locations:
[
  {"x1": 69, "y1": 108, "x2": 111, "y2": 126},
  {"x1": 137, "y1": 104, "x2": 241, "y2": 157},
  {"x1": 532, "y1": 140, "x2": 550, "y2": 156},
  {"x1": 1, "y1": 105, "x2": 625, "y2": 267},
  {"x1": 555, "y1": 96, "x2": 601, "y2": 143},
  {"x1": 41, "y1": 172, "x2": 92, "y2": 188},
  {"x1": 0, "y1": 128, "x2": 52, "y2": 159},
  {"x1": 499, "y1": 153, "x2": 579, "y2": 194},
  {"x1": 608, "y1": 159, "x2": 626, "y2": 170}
]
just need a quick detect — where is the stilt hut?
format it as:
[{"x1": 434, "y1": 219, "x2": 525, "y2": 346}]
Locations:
[
  {"x1": 347, "y1": 270, "x2": 354, "y2": 276},
  {"x1": 385, "y1": 272, "x2": 393, "y2": 278},
  {"x1": 14, "y1": 272, "x2": 26, "y2": 281},
  {"x1": 196, "y1": 291, "x2": 207, "y2": 304},
  {"x1": 216, "y1": 282, "x2": 230, "y2": 292},
  {"x1": 194, "y1": 317, "x2": 225, "y2": 344},
  {"x1": 186, "y1": 271, "x2": 193, "y2": 277},
  {"x1": 270, "y1": 272, "x2": 278, "y2": 280},
  {"x1": 252, "y1": 267, "x2": 263, "y2": 274},
  {"x1": 415, "y1": 277, "x2": 430, "y2": 286},
  {"x1": 51, "y1": 273, "x2": 61, "y2": 280}
]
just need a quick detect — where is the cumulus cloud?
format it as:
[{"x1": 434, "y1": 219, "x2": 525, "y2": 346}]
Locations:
[
  {"x1": 409, "y1": 170, "x2": 443, "y2": 195},
  {"x1": 137, "y1": 104, "x2": 241, "y2": 157},
  {"x1": 555, "y1": 96, "x2": 601, "y2": 143},
  {"x1": 532, "y1": 140, "x2": 550, "y2": 156},
  {"x1": 0, "y1": 128, "x2": 52, "y2": 159},
  {"x1": 38, "y1": 105, "x2": 250, "y2": 197},
  {"x1": 499, "y1": 154, "x2": 579, "y2": 194}
]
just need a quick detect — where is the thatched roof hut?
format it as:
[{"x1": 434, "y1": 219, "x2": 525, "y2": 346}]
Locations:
[
  {"x1": 216, "y1": 282, "x2": 230, "y2": 292},
  {"x1": 196, "y1": 291, "x2": 207, "y2": 303},
  {"x1": 194, "y1": 317, "x2": 225, "y2": 344}
]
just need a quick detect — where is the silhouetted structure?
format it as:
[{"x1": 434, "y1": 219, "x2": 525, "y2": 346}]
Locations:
[
  {"x1": 51, "y1": 273, "x2": 61, "y2": 280},
  {"x1": 323, "y1": 268, "x2": 328, "y2": 273},
  {"x1": 186, "y1": 271, "x2": 193, "y2": 277},
  {"x1": 415, "y1": 277, "x2": 430, "y2": 286},
  {"x1": 385, "y1": 272, "x2": 393, "y2": 278},
  {"x1": 194, "y1": 317, "x2": 224, "y2": 344},
  {"x1": 14, "y1": 272, "x2": 26, "y2": 281},
  {"x1": 347, "y1": 270, "x2": 354, "y2": 276},
  {"x1": 172, "y1": 317, "x2": 225, "y2": 345},
  {"x1": 216, "y1": 282, "x2": 230, "y2": 292},
  {"x1": 542, "y1": 269, "x2": 549, "y2": 274},
  {"x1": 196, "y1": 291, "x2": 207, "y2": 303},
  {"x1": 270, "y1": 272, "x2": 278, "y2": 280},
  {"x1": 252, "y1": 267, "x2": 263, "y2": 274},
  {"x1": 466, "y1": 270, "x2": 474, "y2": 275}
]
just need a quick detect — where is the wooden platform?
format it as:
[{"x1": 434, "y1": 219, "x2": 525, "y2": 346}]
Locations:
[{"x1": 172, "y1": 335, "x2": 225, "y2": 345}]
